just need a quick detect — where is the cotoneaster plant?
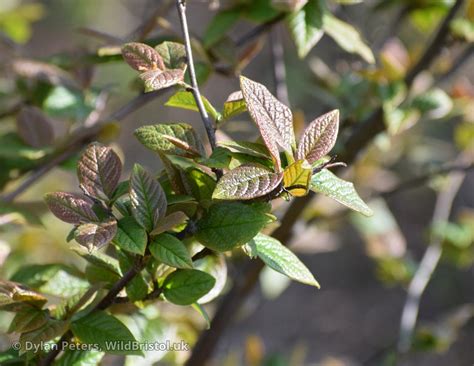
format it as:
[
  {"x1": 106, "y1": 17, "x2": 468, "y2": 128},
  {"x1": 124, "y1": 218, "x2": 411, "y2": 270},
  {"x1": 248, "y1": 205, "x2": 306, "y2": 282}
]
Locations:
[{"x1": 6, "y1": 40, "x2": 372, "y2": 359}]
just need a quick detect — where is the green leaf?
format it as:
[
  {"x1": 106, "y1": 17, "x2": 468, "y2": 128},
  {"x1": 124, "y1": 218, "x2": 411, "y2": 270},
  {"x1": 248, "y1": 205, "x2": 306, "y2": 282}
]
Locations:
[
  {"x1": 272, "y1": 0, "x2": 308, "y2": 12},
  {"x1": 213, "y1": 165, "x2": 283, "y2": 200},
  {"x1": 11, "y1": 264, "x2": 89, "y2": 298},
  {"x1": 204, "y1": 9, "x2": 241, "y2": 47},
  {"x1": 322, "y1": 13, "x2": 375, "y2": 63},
  {"x1": 117, "y1": 251, "x2": 149, "y2": 302},
  {"x1": 196, "y1": 202, "x2": 273, "y2": 251},
  {"x1": 150, "y1": 211, "x2": 188, "y2": 236},
  {"x1": 139, "y1": 68, "x2": 185, "y2": 92},
  {"x1": 218, "y1": 140, "x2": 269, "y2": 158},
  {"x1": 16, "y1": 106, "x2": 54, "y2": 148},
  {"x1": 77, "y1": 143, "x2": 122, "y2": 200},
  {"x1": 246, "y1": 233, "x2": 319, "y2": 287},
  {"x1": 193, "y1": 254, "x2": 227, "y2": 304},
  {"x1": 296, "y1": 109, "x2": 339, "y2": 163},
  {"x1": 44, "y1": 192, "x2": 98, "y2": 224},
  {"x1": 55, "y1": 349, "x2": 104, "y2": 366},
  {"x1": 192, "y1": 303, "x2": 211, "y2": 329},
  {"x1": 71, "y1": 310, "x2": 142, "y2": 355},
  {"x1": 240, "y1": 76, "x2": 295, "y2": 170},
  {"x1": 451, "y1": 18, "x2": 474, "y2": 42},
  {"x1": 287, "y1": 0, "x2": 324, "y2": 58},
  {"x1": 149, "y1": 233, "x2": 193, "y2": 269},
  {"x1": 134, "y1": 123, "x2": 205, "y2": 158},
  {"x1": 310, "y1": 169, "x2": 373, "y2": 216},
  {"x1": 162, "y1": 269, "x2": 215, "y2": 305},
  {"x1": 222, "y1": 90, "x2": 247, "y2": 120},
  {"x1": 74, "y1": 219, "x2": 117, "y2": 251},
  {"x1": 121, "y1": 42, "x2": 164, "y2": 71},
  {"x1": 72, "y1": 246, "x2": 122, "y2": 277},
  {"x1": 154, "y1": 41, "x2": 187, "y2": 70},
  {"x1": 198, "y1": 147, "x2": 232, "y2": 169},
  {"x1": 165, "y1": 91, "x2": 220, "y2": 121},
  {"x1": 282, "y1": 159, "x2": 312, "y2": 197},
  {"x1": 19, "y1": 319, "x2": 68, "y2": 353},
  {"x1": 185, "y1": 168, "x2": 216, "y2": 201},
  {"x1": 8, "y1": 305, "x2": 48, "y2": 333},
  {"x1": 130, "y1": 164, "x2": 167, "y2": 232},
  {"x1": 113, "y1": 216, "x2": 148, "y2": 255}
]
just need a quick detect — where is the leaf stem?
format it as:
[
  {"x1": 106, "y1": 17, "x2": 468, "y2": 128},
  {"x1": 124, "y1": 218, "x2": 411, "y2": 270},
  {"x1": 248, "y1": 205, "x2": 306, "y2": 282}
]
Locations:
[{"x1": 175, "y1": 0, "x2": 218, "y2": 155}]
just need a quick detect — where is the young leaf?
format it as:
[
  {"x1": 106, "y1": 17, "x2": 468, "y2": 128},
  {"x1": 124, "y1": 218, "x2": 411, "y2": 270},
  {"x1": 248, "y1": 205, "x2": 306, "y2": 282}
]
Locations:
[
  {"x1": 154, "y1": 41, "x2": 187, "y2": 70},
  {"x1": 113, "y1": 216, "x2": 147, "y2": 255},
  {"x1": 240, "y1": 76, "x2": 295, "y2": 170},
  {"x1": 287, "y1": 0, "x2": 324, "y2": 58},
  {"x1": 16, "y1": 106, "x2": 54, "y2": 148},
  {"x1": 213, "y1": 165, "x2": 283, "y2": 200},
  {"x1": 134, "y1": 123, "x2": 204, "y2": 157},
  {"x1": 297, "y1": 109, "x2": 339, "y2": 163},
  {"x1": 283, "y1": 159, "x2": 312, "y2": 197},
  {"x1": 44, "y1": 192, "x2": 98, "y2": 224},
  {"x1": 121, "y1": 42, "x2": 164, "y2": 71},
  {"x1": 165, "y1": 91, "x2": 220, "y2": 121},
  {"x1": 322, "y1": 14, "x2": 375, "y2": 64},
  {"x1": 310, "y1": 169, "x2": 373, "y2": 216},
  {"x1": 8, "y1": 306, "x2": 48, "y2": 333},
  {"x1": 185, "y1": 168, "x2": 216, "y2": 201},
  {"x1": 222, "y1": 90, "x2": 247, "y2": 120},
  {"x1": 162, "y1": 269, "x2": 216, "y2": 305},
  {"x1": 246, "y1": 233, "x2": 320, "y2": 287},
  {"x1": 0, "y1": 280, "x2": 47, "y2": 310},
  {"x1": 196, "y1": 202, "x2": 273, "y2": 251},
  {"x1": 149, "y1": 233, "x2": 193, "y2": 269},
  {"x1": 77, "y1": 143, "x2": 122, "y2": 200},
  {"x1": 71, "y1": 310, "x2": 142, "y2": 356},
  {"x1": 140, "y1": 69, "x2": 185, "y2": 92},
  {"x1": 150, "y1": 211, "x2": 188, "y2": 236},
  {"x1": 74, "y1": 219, "x2": 117, "y2": 250},
  {"x1": 130, "y1": 164, "x2": 167, "y2": 232}
]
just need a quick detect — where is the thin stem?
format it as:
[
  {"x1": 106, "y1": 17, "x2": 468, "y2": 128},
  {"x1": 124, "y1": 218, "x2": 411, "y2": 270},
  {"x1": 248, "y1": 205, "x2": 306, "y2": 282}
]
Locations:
[
  {"x1": 396, "y1": 152, "x2": 472, "y2": 355},
  {"x1": 175, "y1": 0, "x2": 217, "y2": 153}
]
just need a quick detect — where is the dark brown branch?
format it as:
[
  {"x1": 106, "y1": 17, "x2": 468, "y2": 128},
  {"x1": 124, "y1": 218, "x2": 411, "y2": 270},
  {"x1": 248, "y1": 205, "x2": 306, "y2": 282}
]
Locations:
[
  {"x1": 176, "y1": 0, "x2": 217, "y2": 153},
  {"x1": 185, "y1": 2, "x2": 465, "y2": 365}
]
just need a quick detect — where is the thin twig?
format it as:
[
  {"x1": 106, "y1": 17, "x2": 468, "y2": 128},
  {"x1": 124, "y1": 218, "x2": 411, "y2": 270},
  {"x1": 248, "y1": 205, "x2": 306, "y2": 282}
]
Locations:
[
  {"x1": 396, "y1": 151, "x2": 472, "y2": 354},
  {"x1": 270, "y1": 26, "x2": 289, "y2": 106},
  {"x1": 175, "y1": 0, "x2": 217, "y2": 153}
]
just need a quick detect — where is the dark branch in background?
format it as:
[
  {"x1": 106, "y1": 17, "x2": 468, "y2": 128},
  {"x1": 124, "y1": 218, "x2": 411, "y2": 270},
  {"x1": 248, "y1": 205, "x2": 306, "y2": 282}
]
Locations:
[
  {"x1": 396, "y1": 151, "x2": 473, "y2": 355},
  {"x1": 270, "y1": 26, "x2": 290, "y2": 106},
  {"x1": 176, "y1": 0, "x2": 218, "y2": 154},
  {"x1": 185, "y1": 2, "x2": 465, "y2": 365},
  {"x1": 235, "y1": 13, "x2": 286, "y2": 47},
  {"x1": 0, "y1": 90, "x2": 165, "y2": 203},
  {"x1": 434, "y1": 44, "x2": 474, "y2": 86}
]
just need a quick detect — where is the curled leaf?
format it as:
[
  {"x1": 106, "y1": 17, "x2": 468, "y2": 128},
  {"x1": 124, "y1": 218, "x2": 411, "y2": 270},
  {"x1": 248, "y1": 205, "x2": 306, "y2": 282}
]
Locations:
[
  {"x1": 297, "y1": 109, "x2": 339, "y2": 164},
  {"x1": 213, "y1": 165, "x2": 283, "y2": 200},
  {"x1": 44, "y1": 192, "x2": 98, "y2": 224},
  {"x1": 140, "y1": 69, "x2": 185, "y2": 92},
  {"x1": 74, "y1": 219, "x2": 117, "y2": 251},
  {"x1": 240, "y1": 76, "x2": 295, "y2": 170},
  {"x1": 283, "y1": 159, "x2": 312, "y2": 197},
  {"x1": 222, "y1": 90, "x2": 247, "y2": 120},
  {"x1": 154, "y1": 41, "x2": 187, "y2": 70},
  {"x1": 129, "y1": 164, "x2": 167, "y2": 232},
  {"x1": 121, "y1": 42, "x2": 164, "y2": 71},
  {"x1": 77, "y1": 143, "x2": 122, "y2": 200},
  {"x1": 16, "y1": 106, "x2": 54, "y2": 148},
  {"x1": 134, "y1": 123, "x2": 204, "y2": 157}
]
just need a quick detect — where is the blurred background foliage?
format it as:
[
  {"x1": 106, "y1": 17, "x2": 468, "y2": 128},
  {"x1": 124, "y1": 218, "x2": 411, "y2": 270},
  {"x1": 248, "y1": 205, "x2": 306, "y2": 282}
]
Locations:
[{"x1": 0, "y1": 0, "x2": 473, "y2": 365}]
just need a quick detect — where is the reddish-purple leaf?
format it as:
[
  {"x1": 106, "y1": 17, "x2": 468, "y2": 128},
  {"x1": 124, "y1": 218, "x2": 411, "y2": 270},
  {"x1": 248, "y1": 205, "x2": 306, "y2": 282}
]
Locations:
[
  {"x1": 44, "y1": 192, "x2": 98, "y2": 224},
  {"x1": 140, "y1": 69, "x2": 185, "y2": 92},
  {"x1": 74, "y1": 219, "x2": 117, "y2": 250},
  {"x1": 16, "y1": 106, "x2": 54, "y2": 148},
  {"x1": 297, "y1": 109, "x2": 339, "y2": 164},
  {"x1": 213, "y1": 165, "x2": 283, "y2": 200},
  {"x1": 77, "y1": 143, "x2": 122, "y2": 200},
  {"x1": 129, "y1": 164, "x2": 167, "y2": 232},
  {"x1": 121, "y1": 42, "x2": 165, "y2": 72},
  {"x1": 240, "y1": 76, "x2": 295, "y2": 170}
]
